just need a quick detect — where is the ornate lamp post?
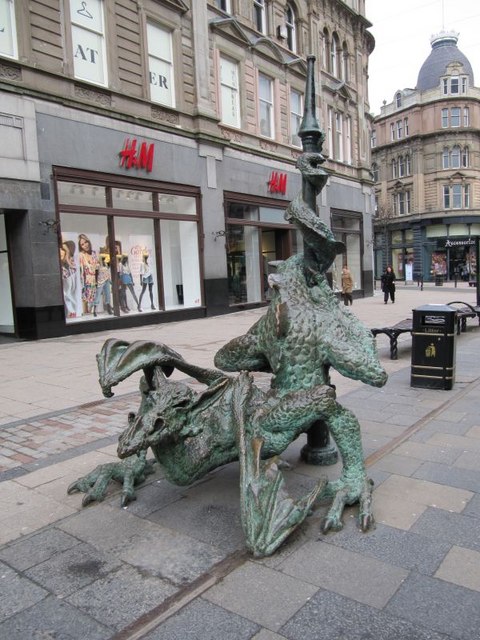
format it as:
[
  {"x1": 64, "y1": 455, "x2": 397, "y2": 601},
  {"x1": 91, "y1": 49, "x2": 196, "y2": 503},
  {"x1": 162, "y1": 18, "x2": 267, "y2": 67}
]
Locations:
[{"x1": 298, "y1": 55, "x2": 338, "y2": 466}]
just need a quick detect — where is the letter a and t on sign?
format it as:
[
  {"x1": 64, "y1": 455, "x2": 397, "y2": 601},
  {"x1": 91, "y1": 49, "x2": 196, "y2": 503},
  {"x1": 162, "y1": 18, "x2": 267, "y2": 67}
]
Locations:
[{"x1": 119, "y1": 138, "x2": 155, "y2": 172}]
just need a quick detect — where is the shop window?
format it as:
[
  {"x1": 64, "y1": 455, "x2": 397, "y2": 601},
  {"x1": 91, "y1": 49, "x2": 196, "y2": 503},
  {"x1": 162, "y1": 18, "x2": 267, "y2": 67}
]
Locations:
[
  {"x1": 290, "y1": 88, "x2": 302, "y2": 146},
  {"x1": 220, "y1": 55, "x2": 240, "y2": 128},
  {"x1": 159, "y1": 194, "x2": 196, "y2": 215},
  {"x1": 160, "y1": 219, "x2": 201, "y2": 309},
  {"x1": 147, "y1": 22, "x2": 175, "y2": 107},
  {"x1": 70, "y1": 0, "x2": 108, "y2": 86},
  {"x1": 331, "y1": 212, "x2": 362, "y2": 292},
  {"x1": 0, "y1": 0, "x2": 17, "y2": 59},
  {"x1": 56, "y1": 171, "x2": 202, "y2": 324},
  {"x1": 59, "y1": 213, "x2": 109, "y2": 321},
  {"x1": 112, "y1": 189, "x2": 153, "y2": 211},
  {"x1": 225, "y1": 196, "x2": 296, "y2": 305},
  {"x1": 258, "y1": 73, "x2": 274, "y2": 138},
  {"x1": 58, "y1": 182, "x2": 106, "y2": 207}
]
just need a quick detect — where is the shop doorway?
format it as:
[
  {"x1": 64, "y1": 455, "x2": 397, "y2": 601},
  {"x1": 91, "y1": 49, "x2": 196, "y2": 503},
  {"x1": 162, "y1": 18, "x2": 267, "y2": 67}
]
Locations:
[
  {"x1": 0, "y1": 213, "x2": 15, "y2": 334},
  {"x1": 261, "y1": 229, "x2": 289, "y2": 299}
]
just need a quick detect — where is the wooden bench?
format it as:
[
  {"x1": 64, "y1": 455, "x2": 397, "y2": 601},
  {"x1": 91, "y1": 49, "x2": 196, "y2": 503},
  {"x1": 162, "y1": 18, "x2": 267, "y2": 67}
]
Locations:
[
  {"x1": 446, "y1": 301, "x2": 480, "y2": 334},
  {"x1": 371, "y1": 318, "x2": 413, "y2": 360}
]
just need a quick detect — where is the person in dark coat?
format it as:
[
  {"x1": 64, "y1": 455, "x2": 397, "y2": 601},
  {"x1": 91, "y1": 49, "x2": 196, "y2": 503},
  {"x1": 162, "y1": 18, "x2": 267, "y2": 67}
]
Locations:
[{"x1": 381, "y1": 266, "x2": 396, "y2": 304}]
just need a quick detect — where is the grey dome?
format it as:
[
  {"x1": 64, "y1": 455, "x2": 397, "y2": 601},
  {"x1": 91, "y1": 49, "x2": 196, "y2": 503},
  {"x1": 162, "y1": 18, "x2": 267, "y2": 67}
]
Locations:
[{"x1": 416, "y1": 31, "x2": 474, "y2": 91}]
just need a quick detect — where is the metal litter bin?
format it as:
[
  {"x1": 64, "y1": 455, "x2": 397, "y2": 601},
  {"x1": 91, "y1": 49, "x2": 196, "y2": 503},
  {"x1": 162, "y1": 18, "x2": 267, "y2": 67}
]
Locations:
[{"x1": 411, "y1": 304, "x2": 456, "y2": 390}]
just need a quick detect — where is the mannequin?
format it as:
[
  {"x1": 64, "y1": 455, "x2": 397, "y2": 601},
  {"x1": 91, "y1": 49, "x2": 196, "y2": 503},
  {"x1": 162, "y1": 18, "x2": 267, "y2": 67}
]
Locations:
[
  {"x1": 120, "y1": 256, "x2": 139, "y2": 312},
  {"x1": 137, "y1": 253, "x2": 156, "y2": 311},
  {"x1": 93, "y1": 254, "x2": 113, "y2": 317},
  {"x1": 78, "y1": 233, "x2": 99, "y2": 314},
  {"x1": 60, "y1": 240, "x2": 78, "y2": 318}
]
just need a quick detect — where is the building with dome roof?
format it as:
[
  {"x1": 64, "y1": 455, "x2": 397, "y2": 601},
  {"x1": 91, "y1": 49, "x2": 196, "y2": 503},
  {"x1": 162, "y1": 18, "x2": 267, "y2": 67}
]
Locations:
[{"x1": 371, "y1": 31, "x2": 480, "y2": 286}]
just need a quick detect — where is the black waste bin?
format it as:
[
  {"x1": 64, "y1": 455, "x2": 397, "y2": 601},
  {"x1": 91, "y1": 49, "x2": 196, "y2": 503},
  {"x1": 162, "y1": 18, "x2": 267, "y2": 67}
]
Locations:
[
  {"x1": 434, "y1": 274, "x2": 444, "y2": 286},
  {"x1": 411, "y1": 304, "x2": 456, "y2": 390}
]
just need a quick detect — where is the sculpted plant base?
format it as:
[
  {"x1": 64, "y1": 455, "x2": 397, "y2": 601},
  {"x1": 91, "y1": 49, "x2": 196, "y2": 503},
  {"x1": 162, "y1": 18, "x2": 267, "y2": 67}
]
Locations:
[{"x1": 68, "y1": 151, "x2": 387, "y2": 557}]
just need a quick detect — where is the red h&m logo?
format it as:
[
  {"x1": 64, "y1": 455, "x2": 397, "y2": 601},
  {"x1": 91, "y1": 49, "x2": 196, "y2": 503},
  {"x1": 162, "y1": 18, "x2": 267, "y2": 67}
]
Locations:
[
  {"x1": 119, "y1": 138, "x2": 155, "y2": 172},
  {"x1": 268, "y1": 171, "x2": 287, "y2": 195}
]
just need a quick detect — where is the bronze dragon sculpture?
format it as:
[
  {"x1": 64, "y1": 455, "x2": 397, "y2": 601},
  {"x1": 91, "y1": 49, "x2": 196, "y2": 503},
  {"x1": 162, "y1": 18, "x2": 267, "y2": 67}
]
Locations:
[{"x1": 68, "y1": 57, "x2": 387, "y2": 556}]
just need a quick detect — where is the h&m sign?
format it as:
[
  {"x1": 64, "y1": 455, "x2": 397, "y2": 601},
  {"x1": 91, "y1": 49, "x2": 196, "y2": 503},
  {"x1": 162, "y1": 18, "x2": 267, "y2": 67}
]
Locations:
[
  {"x1": 119, "y1": 138, "x2": 155, "y2": 172},
  {"x1": 268, "y1": 171, "x2": 287, "y2": 195}
]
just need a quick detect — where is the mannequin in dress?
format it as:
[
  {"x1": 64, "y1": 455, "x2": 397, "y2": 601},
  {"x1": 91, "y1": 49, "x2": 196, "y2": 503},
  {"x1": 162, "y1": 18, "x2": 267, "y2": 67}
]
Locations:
[{"x1": 137, "y1": 253, "x2": 156, "y2": 311}]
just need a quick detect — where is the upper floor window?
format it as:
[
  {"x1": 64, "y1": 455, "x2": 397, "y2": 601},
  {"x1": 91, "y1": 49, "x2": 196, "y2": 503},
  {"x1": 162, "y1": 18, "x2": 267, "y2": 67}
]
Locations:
[
  {"x1": 371, "y1": 163, "x2": 379, "y2": 182},
  {"x1": 395, "y1": 92, "x2": 402, "y2": 108},
  {"x1": 290, "y1": 88, "x2": 302, "y2": 146},
  {"x1": 451, "y1": 107, "x2": 460, "y2": 127},
  {"x1": 345, "y1": 116, "x2": 352, "y2": 164},
  {"x1": 392, "y1": 158, "x2": 397, "y2": 179},
  {"x1": 330, "y1": 33, "x2": 341, "y2": 77},
  {"x1": 342, "y1": 42, "x2": 349, "y2": 82},
  {"x1": 216, "y1": 0, "x2": 231, "y2": 11},
  {"x1": 254, "y1": 0, "x2": 267, "y2": 35},
  {"x1": 322, "y1": 28, "x2": 329, "y2": 70},
  {"x1": 371, "y1": 129, "x2": 377, "y2": 148},
  {"x1": 327, "y1": 108, "x2": 351, "y2": 163},
  {"x1": 441, "y1": 107, "x2": 467, "y2": 128},
  {"x1": 285, "y1": 4, "x2": 297, "y2": 53},
  {"x1": 258, "y1": 73, "x2": 274, "y2": 138},
  {"x1": 442, "y1": 145, "x2": 469, "y2": 169},
  {"x1": 147, "y1": 23, "x2": 175, "y2": 108},
  {"x1": 393, "y1": 190, "x2": 411, "y2": 215},
  {"x1": 396, "y1": 120, "x2": 403, "y2": 139},
  {"x1": 443, "y1": 183, "x2": 469, "y2": 209},
  {"x1": 390, "y1": 123, "x2": 395, "y2": 141},
  {"x1": 70, "y1": 0, "x2": 107, "y2": 86},
  {"x1": 404, "y1": 117, "x2": 409, "y2": 136},
  {"x1": 219, "y1": 55, "x2": 240, "y2": 128},
  {"x1": 0, "y1": 0, "x2": 17, "y2": 59},
  {"x1": 441, "y1": 108, "x2": 449, "y2": 128},
  {"x1": 442, "y1": 75, "x2": 467, "y2": 95}
]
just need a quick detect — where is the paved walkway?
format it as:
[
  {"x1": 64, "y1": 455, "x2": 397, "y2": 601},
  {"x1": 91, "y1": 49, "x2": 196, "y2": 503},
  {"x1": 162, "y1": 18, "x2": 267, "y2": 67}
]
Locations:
[{"x1": 1, "y1": 282, "x2": 480, "y2": 639}]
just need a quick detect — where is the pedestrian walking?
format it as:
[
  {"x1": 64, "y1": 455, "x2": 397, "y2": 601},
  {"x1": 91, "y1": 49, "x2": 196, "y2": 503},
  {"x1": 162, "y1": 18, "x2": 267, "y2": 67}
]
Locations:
[
  {"x1": 341, "y1": 265, "x2": 354, "y2": 305},
  {"x1": 381, "y1": 265, "x2": 396, "y2": 304}
]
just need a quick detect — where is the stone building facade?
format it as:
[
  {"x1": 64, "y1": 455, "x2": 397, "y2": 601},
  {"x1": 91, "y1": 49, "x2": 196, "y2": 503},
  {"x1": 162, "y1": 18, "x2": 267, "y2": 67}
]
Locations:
[
  {"x1": 371, "y1": 31, "x2": 480, "y2": 284},
  {"x1": 0, "y1": 0, "x2": 375, "y2": 338}
]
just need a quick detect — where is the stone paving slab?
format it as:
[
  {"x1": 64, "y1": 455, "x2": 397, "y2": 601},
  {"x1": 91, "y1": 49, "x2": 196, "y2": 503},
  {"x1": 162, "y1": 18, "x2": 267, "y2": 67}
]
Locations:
[
  {"x1": 280, "y1": 589, "x2": 450, "y2": 640},
  {"x1": 384, "y1": 572, "x2": 480, "y2": 640}
]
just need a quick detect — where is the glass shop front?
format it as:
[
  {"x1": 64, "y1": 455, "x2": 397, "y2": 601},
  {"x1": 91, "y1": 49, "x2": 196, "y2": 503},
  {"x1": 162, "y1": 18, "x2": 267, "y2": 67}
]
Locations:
[{"x1": 54, "y1": 168, "x2": 203, "y2": 324}]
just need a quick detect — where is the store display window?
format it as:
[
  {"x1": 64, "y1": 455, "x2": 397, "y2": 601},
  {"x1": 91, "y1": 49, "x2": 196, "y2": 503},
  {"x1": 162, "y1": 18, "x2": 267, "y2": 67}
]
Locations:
[
  {"x1": 224, "y1": 193, "x2": 298, "y2": 306},
  {"x1": 331, "y1": 211, "x2": 363, "y2": 292},
  {"x1": 55, "y1": 169, "x2": 202, "y2": 324}
]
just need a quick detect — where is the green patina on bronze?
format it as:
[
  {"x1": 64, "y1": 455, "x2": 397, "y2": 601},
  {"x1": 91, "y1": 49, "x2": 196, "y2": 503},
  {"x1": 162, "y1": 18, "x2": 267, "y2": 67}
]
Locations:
[{"x1": 68, "y1": 57, "x2": 387, "y2": 556}]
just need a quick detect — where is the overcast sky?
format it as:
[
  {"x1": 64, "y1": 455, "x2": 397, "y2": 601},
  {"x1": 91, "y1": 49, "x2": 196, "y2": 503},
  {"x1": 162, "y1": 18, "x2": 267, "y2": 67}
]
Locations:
[{"x1": 365, "y1": 0, "x2": 480, "y2": 115}]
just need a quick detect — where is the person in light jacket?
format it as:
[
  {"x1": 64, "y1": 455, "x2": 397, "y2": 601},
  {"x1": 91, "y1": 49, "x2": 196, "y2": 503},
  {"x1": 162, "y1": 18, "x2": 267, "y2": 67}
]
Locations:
[{"x1": 341, "y1": 265, "x2": 354, "y2": 306}]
